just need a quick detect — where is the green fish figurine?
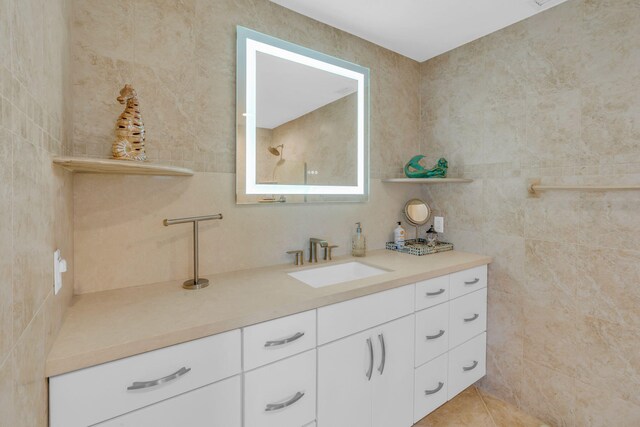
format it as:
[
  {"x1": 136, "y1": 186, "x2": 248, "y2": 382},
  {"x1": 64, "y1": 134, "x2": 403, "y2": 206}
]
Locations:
[{"x1": 404, "y1": 155, "x2": 448, "y2": 178}]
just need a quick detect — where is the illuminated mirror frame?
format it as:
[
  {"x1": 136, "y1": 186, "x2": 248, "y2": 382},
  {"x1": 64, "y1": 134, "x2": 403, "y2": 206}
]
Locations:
[{"x1": 236, "y1": 26, "x2": 370, "y2": 203}]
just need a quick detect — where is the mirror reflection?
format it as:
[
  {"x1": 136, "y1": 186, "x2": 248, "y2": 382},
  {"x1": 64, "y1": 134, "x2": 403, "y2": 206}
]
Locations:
[{"x1": 236, "y1": 27, "x2": 370, "y2": 204}]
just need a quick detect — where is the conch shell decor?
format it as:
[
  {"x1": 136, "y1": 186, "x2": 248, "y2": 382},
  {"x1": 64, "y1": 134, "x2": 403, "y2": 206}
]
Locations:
[{"x1": 112, "y1": 84, "x2": 146, "y2": 161}]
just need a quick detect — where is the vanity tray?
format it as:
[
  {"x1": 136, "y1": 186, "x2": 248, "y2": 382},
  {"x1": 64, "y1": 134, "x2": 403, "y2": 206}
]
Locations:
[{"x1": 385, "y1": 238, "x2": 453, "y2": 256}]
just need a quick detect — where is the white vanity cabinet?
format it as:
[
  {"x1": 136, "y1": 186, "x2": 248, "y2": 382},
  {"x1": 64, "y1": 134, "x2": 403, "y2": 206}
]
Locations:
[
  {"x1": 317, "y1": 315, "x2": 414, "y2": 427},
  {"x1": 49, "y1": 263, "x2": 488, "y2": 427},
  {"x1": 316, "y1": 285, "x2": 415, "y2": 427},
  {"x1": 95, "y1": 376, "x2": 241, "y2": 427}
]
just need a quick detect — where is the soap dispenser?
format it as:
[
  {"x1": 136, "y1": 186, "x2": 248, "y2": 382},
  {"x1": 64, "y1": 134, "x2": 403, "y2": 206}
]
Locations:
[
  {"x1": 394, "y1": 221, "x2": 406, "y2": 249},
  {"x1": 352, "y1": 222, "x2": 366, "y2": 257}
]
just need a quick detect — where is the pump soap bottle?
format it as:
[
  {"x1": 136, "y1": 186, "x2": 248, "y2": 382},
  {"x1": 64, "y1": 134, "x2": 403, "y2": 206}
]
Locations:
[
  {"x1": 352, "y1": 222, "x2": 366, "y2": 257},
  {"x1": 394, "y1": 222, "x2": 406, "y2": 249}
]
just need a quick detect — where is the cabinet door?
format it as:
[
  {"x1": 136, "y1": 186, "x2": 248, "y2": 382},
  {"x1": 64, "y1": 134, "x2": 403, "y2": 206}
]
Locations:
[
  {"x1": 96, "y1": 376, "x2": 241, "y2": 427},
  {"x1": 317, "y1": 328, "x2": 374, "y2": 427},
  {"x1": 372, "y1": 315, "x2": 414, "y2": 427}
]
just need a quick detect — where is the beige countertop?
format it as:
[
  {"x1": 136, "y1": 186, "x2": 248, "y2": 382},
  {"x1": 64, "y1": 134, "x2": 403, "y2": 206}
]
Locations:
[{"x1": 46, "y1": 249, "x2": 491, "y2": 377}]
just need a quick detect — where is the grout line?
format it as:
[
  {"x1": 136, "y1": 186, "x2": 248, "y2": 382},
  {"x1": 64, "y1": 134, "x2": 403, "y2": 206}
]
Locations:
[{"x1": 475, "y1": 386, "x2": 499, "y2": 427}]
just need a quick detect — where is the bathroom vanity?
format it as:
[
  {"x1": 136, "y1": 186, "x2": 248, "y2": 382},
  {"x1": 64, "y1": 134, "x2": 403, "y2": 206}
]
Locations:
[{"x1": 47, "y1": 250, "x2": 490, "y2": 427}]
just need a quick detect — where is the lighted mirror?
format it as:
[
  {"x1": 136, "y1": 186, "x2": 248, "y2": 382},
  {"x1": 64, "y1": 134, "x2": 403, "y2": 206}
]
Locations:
[{"x1": 236, "y1": 27, "x2": 370, "y2": 204}]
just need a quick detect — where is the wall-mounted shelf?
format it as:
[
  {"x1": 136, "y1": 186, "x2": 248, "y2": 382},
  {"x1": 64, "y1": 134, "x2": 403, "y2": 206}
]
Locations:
[
  {"x1": 382, "y1": 178, "x2": 473, "y2": 184},
  {"x1": 52, "y1": 157, "x2": 194, "y2": 176}
]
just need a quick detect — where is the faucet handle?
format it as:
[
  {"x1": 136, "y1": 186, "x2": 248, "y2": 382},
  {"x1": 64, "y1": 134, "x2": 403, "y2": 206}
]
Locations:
[
  {"x1": 324, "y1": 245, "x2": 339, "y2": 261},
  {"x1": 286, "y1": 250, "x2": 304, "y2": 266}
]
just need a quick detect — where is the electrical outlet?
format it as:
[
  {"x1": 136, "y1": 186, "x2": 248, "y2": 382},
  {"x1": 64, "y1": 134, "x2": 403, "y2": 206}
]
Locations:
[
  {"x1": 53, "y1": 249, "x2": 67, "y2": 295},
  {"x1": 434, "y1": 216, "x2": 444, "y2": 233}
]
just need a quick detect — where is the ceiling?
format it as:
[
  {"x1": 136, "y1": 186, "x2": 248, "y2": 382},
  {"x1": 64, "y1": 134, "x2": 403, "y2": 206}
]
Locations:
[
  {"x1": 256, "y1": 52, "x2": 357, "y2": 129},
  {"x1": 270, "y1": 0, "x2": 568, "y2": 62}
]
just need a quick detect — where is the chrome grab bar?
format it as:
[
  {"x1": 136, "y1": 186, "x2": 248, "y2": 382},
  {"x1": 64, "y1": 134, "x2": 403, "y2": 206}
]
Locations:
[{"x1": 127, "y1": 366, "x2": 191, "y2": 391}]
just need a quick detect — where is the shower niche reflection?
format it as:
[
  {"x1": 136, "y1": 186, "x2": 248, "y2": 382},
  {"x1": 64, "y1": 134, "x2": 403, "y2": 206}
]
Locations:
[{"x1": 236, "y1": 27, "x2": 370, "y2": 204}]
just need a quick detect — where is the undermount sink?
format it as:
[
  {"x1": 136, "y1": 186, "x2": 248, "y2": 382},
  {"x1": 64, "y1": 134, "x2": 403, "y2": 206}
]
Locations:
[{"x1": 288, "y1": 261, "x2": 388, "y2": 288}]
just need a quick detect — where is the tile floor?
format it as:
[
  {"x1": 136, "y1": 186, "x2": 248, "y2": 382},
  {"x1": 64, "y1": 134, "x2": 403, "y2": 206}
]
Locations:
[{"x1": 415, "y1": 386, "x2": 548, "y2": 427}]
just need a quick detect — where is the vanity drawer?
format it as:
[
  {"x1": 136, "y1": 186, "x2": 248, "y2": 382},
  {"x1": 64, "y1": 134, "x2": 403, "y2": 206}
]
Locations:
[
  {"x1": 244, "y1": 349, "x2": 316, "y2": 427},
  {"x1": 243, "y1": 310, "x2": 316, "y2": 371},
  {"x1": 415, "y1": 275, "x2": 450, "y2": 311},
  {"x1": 448, "y1": 332, "x2": 486, "y2": 399},
  {"x1": 413, "y1": 353, "x2": 448, "y2": 423},
  {"x1": 449, "y1": 265, "x2": 487, "y2": 299},
  {"x1": 95, "y1": 375, "x2": 241, "y2": 427},
  {"x1": 49, "y1": 330, "x2": 241, "y2": 427},
  {"x1": 317, "y1": 284, "x2": 414, "y2": 345},
  {"x1": 415, "y1": 303, "x2": 449, "y2": 367},
  {"x1": 449, "y1": 288, "x2": 487, "y2": 348}
]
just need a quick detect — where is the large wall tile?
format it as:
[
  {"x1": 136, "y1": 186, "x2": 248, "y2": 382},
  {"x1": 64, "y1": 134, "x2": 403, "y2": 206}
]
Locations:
[
  {"x1": 520, "y1": 361, "x2": 576, "y2": 427},
  {"x1": 574, "y1": 378, "x2": 640, "y2": 427}
]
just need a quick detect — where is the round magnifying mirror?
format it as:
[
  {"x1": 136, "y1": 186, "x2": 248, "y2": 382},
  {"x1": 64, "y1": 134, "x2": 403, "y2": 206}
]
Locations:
[{"x1": 404, "y1": 198, "x2": 431, "y2": 227}]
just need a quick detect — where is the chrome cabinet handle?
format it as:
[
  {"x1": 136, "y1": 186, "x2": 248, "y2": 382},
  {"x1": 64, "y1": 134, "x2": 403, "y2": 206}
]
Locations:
[
  {"x1": 264, "y1": 391, "x2": 305, "y2": 412},
  {"x1": 127, "y1": 366, "x2": 191, "y2": 391},
  {"x1": 424, "y1": 382, "x2": 444, "y2": 395},
  {"x1": 366, "y1": 338, "x2": 374, "y2": 381},
  {"x1": 426, "y1": 288, "x2": 445, "y2": 297},
  {"x1": 464, "y1": 278, "x2": 480, "y2": 285},
  {"x1": 464, "y1": 314, "x2": 480, "y2": 322},
  {"x1": 377, "y1": 334, "x2": 386, "y2": 375},
  {"x1": 426, "y1": 330, "x2": 445, "y2": 340},
  {"x1": 264, "y1": 331, "x2": 305, "y2": 347},
  {"x1": 463, "y1": 361, "x2": 478, "y2": 371}
]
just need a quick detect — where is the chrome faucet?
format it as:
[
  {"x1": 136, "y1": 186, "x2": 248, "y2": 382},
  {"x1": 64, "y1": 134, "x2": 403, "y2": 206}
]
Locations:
[{"x1": 309, "y1": 238, "x2": 328, "y2": 263}]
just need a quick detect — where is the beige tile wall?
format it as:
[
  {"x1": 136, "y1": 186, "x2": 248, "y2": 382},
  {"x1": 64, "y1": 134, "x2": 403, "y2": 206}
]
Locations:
[
  {"x1": 0, "y1": 0, "x2": 74, "y2": 425},
  {"x1": 70, "y1": 0, "x2": 425, "y2": 292},
  {"x1": 420, "y1": 0, "x2": 640, "y2": 425},
  {"x1": 70, "y1": 0, "x2": 420, "y2": 180}
]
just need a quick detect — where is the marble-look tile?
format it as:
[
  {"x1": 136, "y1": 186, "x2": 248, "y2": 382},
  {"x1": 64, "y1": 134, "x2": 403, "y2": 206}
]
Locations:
[
  {"x1": 482, "y1": 177, "x2": 525, "y2": 237},
  {"x1": 416, "y1": 387, "x2": 494, "y2": 427},
  {"x1": 71, "y1": 0, "x2": 133, "y2": 62},
  {"x1": 11, "y1": 139, "x2": 51, "y2": 341},
  {"x1": 486, "y1": 288, "x2": 523, "y2": 356},
  {"x1": 10, "y1": 0, "x2": 44, "y2": 96},
  {"x1": 573, "y1": 316, "x2": 640, "y2": 407},
  {"x1": 575, "y1": 246, "x2": 640, "y2": 330},
  {"x1": 524, "y1": 196, "x2": 579, "y2": 244},
  {"x1": 524, "y1": 240, "x2": 577, "y2": 301},
  {"x1": 0, "y1": 0, "x2": 10, "y2": 71},
  {"x1": 478, "y1": 348, "x2": 523, "y2": 407},
  {"x1": 483, "y1": 100, "x2": 525, "y2": 164},
  {"x1": 520, "y1": 361, "x2": 575, "y2": 427},
  {"x1": 0, "y1": 129, "x2": 12, "y2": 363},
  {"x1": 478, "y1": 389, "x2": 545, "y2": 427},
  {"x1": 12, "y1": 308, "x2": 46, "y2": 427},
  {"x1": 574, "y1": 378, "x2": 640, "y2": 427},
  {"x1": 578, "y1": 200, "x2": 640, "y2": 251},
  {"x1": 482, "y1": 234, "x2": 525, "y2": 296},
  {"x1": 0, "y1": 356, "x2": 14, "y2": 427},
  {"x1": 523, "y1": 89, "x2": 584, "y2": 168}
]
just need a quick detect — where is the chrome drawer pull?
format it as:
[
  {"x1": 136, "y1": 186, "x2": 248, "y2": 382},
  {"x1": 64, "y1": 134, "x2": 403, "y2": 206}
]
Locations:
[
  {"x1": 264, "y1": 331, "x2": 305, "y2": 347},
  {"x1": 463, "y1": 361, "x2": 478, "y2": 371},
  {"x1": 426, "y1": 330, "x2": 445, "y2": 340},
  {"x1": 366, "y1": 338, "x2": 374, "y2": 381},
  {"x1": 464, "y1": 278, "x2": 480, "y2": 285},
  {"x1": 464, "y1": 313, "x2": 480, "y2": 322},
  {"x1": 426, "y1": 288, "x2": 445, "y2": 297},
  {"x1": 265, "y1": 391, "x2": 305, "y2": 412},
  {"x1": 377, "y1": 334, "x2": 386, "y2": 375},
  {"x1": 425, "y1": 382, "x2": 444, "y2": 395},
  {"x1": 127, "y1": 366, "x2": 191, "y2": 391}
]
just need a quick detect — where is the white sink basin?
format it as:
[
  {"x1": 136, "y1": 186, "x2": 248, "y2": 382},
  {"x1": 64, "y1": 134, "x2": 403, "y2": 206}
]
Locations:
[{"x1": 288, "y1": 261, "x2": 388, "y2": 288}]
